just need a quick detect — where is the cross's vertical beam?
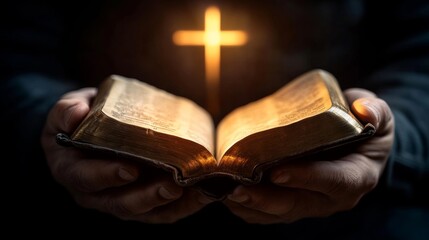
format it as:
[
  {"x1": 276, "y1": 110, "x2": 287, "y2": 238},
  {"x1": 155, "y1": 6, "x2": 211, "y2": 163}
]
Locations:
[
  {"x1": 173, "y1": 6, "x2": 248, "y2": 115},
  {"x1": 205, "y1": 7, "x2": 221, "y2": 115}
]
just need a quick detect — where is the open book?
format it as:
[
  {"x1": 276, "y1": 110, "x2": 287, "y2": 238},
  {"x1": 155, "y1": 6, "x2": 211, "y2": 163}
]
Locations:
[{"x1": 57, "y1": 69, "x2": 375, "y2": 197}]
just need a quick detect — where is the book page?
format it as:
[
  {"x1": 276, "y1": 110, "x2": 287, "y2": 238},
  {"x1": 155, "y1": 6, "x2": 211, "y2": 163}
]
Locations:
[
  {"x1": 216, "y1": 73, "x2": 332, "y2": 159},
  {"x1": 102, "y1": 75, "x2": 215, "y2": 154}
]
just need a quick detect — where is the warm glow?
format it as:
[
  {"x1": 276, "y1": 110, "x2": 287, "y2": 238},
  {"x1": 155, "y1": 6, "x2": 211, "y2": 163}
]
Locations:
[
  {"x1": 173, "y1": 6, "x2": 248, "y2": 115},
  {"x1": 352, "y1": 99, "x2": 371, "y2": 122}
]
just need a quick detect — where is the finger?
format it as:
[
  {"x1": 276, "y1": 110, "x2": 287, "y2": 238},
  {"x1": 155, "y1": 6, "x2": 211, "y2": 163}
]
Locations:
[
  {"x1": 344, "y1": 88, "x2": 394, "y2": 135},
  {"x1": 224, "y1": 200, "x2": 283, "y2": 224},
  {"x1": 225, "y1": 185, "x2": 332, "y2": 223},
  {"x1": 132, "y1": 189, "x2": 215, "y2": 223},
  {"x1": 352, "y1": 98, "x2": 393, "y2": 135},
  {"x1": 352, "y1": 100, "x2": 394, "y2": 164},
  {"x1": 74, "y1": 177, "x2": 183, "y2": 219},
  {"x1": 46, "y1": 88, "x2": 97, "y2": 134},
  {"x1": 269, "y1": 157, "x2": 378, "y2": 197},
  {"x1": 62, "y1": 88, "x2": 97, "y2": 100},
  {"x1": 225, "y1": 185, "x2": 289, "y2": 223},
  {"x1": 53, "y1": 154, "x2": 140, "y2": 192},
  {"x1": 344, "y1": 88, "x2": 377, "y2": 103}
]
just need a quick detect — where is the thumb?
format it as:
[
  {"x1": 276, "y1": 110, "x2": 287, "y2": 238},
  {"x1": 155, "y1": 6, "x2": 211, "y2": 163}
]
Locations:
[
  {"x1": 344, "y1": 88, "x2": 393, "y2": 134},
  {"x1": 46, "y1": 88, "x2": 97, "y2": 134},
  {"x1": 351, "y1": 97, "x2": 393, "y2": 135}
]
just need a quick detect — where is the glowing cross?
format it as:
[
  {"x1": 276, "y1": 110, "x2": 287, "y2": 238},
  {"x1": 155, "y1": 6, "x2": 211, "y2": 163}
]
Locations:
[{"x1": 173, "y1": 6, "x2": 248, "y2": 115}]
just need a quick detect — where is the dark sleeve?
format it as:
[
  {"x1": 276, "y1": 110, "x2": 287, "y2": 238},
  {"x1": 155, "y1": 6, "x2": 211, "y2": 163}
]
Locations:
[
  {"x1": 362, "y1": 0, "x2": 429, "y2": 200},
  {"x1": 0, "y1": 1, "x2": 79, "y2": 176}
]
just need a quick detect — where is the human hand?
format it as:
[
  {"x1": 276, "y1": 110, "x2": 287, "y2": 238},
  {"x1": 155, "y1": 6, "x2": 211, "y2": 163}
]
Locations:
[
  {"x1": 41, "y1": 88, "x2": 213, "y2": 223},
  {"x1": 224, "y1": 88, "x2": 394, "y2": 224}
]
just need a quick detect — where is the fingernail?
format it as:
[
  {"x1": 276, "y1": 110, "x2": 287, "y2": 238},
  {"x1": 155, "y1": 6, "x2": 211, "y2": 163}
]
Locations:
[
  {"x1": 272, "y1": 173, "x2": 290, "y2": 184},
  {"x1": 228, "y1": 193, "x2": 249, "y2": 203},
  {"x1": 118, "y1": 167, "x2": 136, "y2": 181},
  {"x1": 357, "y1": 99, "x2": 380, "y2": 125},
  {"x1": 358, "y1": 99, "x2": 370, "y2": 106},
  {"x1": 159, "y1": 187, "x2": 180, "y2": 200}
]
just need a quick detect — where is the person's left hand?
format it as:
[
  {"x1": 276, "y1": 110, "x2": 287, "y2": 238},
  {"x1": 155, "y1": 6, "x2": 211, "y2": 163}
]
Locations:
[
  {"x1": 223, "y1": 88, "x2": 395, "y2": 224},
  {"x1": 41, "y1": 88, "x2": 214, "y2": 223}
]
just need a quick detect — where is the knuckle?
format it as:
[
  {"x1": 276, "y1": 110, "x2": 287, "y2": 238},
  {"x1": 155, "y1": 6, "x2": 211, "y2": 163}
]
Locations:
[
  {"x1": 354, "y1": 158, "x2": 380, "y2": 193},
  {"x1": 50, "y1": 159, "x2": 68, "y2": 185},
  {"x1": 328, "y1": 159, "x2": 371, "y2": 195},
  {"x1": 68, "y1": 168, "x2": 94, "y2": 192},
  {"x1": 103, "y1": 197, "x2": 134, "y2": 218},
  {"x1": 333, "y1": 163, "x2": 377, "y2": 211},
  {"x1": 242, "y1": 197, "x2": 279, "y2": 215},
  {"x1": 56, "y1": 99, "x2": 76, "y2": 118},
  {"x1": 362, "y1": 167, "x2": 379, "y2": 193},
  {"x1": 72, "y1": 194, "x2": 139, "y2": 220},
  {"x1": 72, "y1": 193, "x2": 91, "y2": 209},
  {"x1": 242, "y1": 197, "x2": 266, "y2": 211},
  {"x1": 343, "y1": 167, "x2": 361, "y2": 190},
  {"x1": 301, "y1": 171, "x2": 315, "y2": 188},
  {"x1": 67, "y1": 167, "x2": 82, "y2": 186},
  {"x1": 55, "y1": 98, "x2": 83, "y2": 131},
  {"x1": 325, "y1": 171, "x2": 346, "y2": 195}
]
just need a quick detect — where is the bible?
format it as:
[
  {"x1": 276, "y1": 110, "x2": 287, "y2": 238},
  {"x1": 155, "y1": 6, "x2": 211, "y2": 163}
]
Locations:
[{"x1": 57, "y1": 69, "x2": 375, "y2": 197}]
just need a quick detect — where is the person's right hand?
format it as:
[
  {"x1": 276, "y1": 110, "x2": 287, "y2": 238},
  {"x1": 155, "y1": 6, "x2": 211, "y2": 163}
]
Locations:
[
  {"x1": 223, "y1": 88, "x2": 394, "y2": 223},
  {"x1": 40, "y1": 88, "x2": 213, "y2": 223}
]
